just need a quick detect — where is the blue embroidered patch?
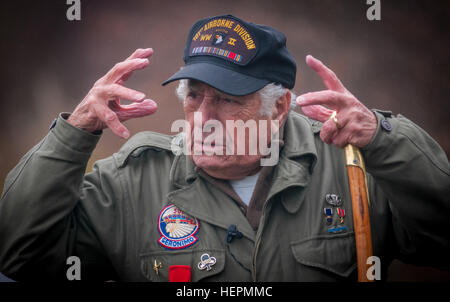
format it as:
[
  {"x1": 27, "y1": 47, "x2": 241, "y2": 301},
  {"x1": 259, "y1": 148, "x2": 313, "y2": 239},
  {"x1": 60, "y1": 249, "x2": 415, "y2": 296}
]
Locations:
[
  {"x1": 328, "y1": 225, "x2": 347, "y2": 234},
  {"x1": 157, "y1": 204, "x2": 199, "y2": 250}
]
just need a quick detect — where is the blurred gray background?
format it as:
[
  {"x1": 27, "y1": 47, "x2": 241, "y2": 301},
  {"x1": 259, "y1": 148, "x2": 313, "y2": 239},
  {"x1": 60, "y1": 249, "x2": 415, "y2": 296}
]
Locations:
[{"x1": 0, "y1": 0, "x2": 449, "y2": 281}]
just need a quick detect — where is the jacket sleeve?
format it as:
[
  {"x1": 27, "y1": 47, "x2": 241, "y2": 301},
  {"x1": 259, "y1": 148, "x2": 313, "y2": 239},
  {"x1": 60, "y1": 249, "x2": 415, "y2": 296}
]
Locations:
[
  {"x1": 0, "y1": 113, "x2": 119, "y2": 281},
  {"x1": 362, "y1": 110, "x2": 450, "y2": 269}
]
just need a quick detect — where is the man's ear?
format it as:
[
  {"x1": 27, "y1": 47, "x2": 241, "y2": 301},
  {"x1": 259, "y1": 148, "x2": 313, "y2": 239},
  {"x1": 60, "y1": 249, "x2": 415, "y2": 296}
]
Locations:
[{"x1": 272, "y1": 90, "x2": 291, "y2": 123}]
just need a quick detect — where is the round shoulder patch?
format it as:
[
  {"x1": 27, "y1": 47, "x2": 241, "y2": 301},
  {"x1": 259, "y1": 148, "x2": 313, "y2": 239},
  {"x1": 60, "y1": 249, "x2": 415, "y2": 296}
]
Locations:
[{"x1": 157, "y1": 204, "x2": 199, "y2": 250}]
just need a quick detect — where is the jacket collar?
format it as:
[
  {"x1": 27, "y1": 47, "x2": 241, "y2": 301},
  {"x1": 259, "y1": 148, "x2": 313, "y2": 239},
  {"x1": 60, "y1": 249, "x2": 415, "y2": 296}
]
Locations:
[
  {"x1": 269, "y1": 111, "x2": 319, "y2": 213},
  {"x1": 280, "y1": 111, "x2": 318, "y2": 165}
]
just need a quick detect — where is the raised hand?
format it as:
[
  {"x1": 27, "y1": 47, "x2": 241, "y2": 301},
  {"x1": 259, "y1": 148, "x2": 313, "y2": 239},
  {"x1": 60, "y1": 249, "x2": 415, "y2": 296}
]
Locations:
[
  {"x1": 296, "y1": 55, "x2": 377, "y2": 148},
  {"x1": 67, "y1": 48, "x2": 158, "y2": 139}
]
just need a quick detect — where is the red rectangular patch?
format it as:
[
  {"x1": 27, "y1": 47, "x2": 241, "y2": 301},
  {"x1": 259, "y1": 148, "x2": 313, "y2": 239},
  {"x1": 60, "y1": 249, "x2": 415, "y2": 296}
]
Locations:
[{"x1": 169, "y1": 265, "x2": 191, "y2": 282}]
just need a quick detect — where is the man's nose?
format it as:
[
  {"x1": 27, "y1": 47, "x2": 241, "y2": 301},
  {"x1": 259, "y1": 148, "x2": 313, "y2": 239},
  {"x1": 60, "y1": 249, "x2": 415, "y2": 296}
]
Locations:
[{"x1": 196, "y1": 96, "x2": 218, "y2": 123}]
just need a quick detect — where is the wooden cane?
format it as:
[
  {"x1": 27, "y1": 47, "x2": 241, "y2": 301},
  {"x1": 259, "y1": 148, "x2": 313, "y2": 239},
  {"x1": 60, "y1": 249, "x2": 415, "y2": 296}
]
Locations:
[{"x1": 344, "y1": 144, "x2": 374, "y2": 282}]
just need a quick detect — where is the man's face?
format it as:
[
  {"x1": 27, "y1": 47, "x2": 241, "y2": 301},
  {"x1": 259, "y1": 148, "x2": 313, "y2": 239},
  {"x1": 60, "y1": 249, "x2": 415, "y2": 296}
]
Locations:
[{"x1": 183, "y1": 81, "x2": 274, "y2": 180}]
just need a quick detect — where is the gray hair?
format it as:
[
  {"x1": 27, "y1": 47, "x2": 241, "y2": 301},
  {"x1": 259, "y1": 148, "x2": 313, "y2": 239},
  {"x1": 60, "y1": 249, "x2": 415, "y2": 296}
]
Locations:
[
  {"x1": 258, "y1": 83, "x2": 297, "y2": 115},
  {"x1": 175, "y1": 79, "x2": 296, "y2": 116}
]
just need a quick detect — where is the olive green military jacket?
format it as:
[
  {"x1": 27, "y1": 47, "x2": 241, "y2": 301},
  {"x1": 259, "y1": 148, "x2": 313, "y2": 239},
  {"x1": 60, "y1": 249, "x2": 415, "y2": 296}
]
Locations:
[{"x1": 0, "y1": 110, "x2": 449, "y2": 281}]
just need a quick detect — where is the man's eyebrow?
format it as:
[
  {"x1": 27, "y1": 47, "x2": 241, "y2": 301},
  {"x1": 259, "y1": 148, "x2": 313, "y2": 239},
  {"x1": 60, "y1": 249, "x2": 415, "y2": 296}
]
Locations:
[
  {"x1": 186, "y1": 81, "x2": 242, "y2": 100},
  {"x1": 187, "y1": 84, "x2": 200, "y2": 92},
  {"x1": 187, "y1": 84, "x2": 230, "y2": 99},
  {"x1": 216, "y1": 91, "x2": 231, "y2": 99},
  {"x1": 187, "y1": 79, "x2": 201, "y2": 92},
  {"x1": 216, "y1": 90, "x2": 243, "y2": 100}
]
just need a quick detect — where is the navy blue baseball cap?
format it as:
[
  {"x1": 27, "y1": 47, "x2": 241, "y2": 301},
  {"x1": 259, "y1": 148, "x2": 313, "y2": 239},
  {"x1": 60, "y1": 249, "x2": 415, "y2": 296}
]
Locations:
[{"x1": 162, "y1": 14, "x2": 297, "y2": 96}]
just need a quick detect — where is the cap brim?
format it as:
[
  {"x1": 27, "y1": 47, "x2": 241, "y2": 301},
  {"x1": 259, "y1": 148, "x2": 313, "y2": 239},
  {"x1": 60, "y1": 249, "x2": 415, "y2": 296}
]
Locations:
[{"x1": 162, "y1": 63, "x2": 270, "y2": 96}]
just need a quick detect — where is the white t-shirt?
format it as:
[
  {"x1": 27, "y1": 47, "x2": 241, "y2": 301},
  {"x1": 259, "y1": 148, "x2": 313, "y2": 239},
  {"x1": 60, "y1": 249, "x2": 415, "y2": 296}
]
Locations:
[{"x1": 229, "y1": 172, "x2": 260, "y2": 206}]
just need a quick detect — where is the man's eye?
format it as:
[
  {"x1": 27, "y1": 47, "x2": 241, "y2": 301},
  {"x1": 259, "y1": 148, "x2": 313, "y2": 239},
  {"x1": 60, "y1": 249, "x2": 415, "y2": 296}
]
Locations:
[
  {"x1": 187, "y1": 92, "x2": 198, "y2": 99},
  {"x1": 223, "y1": 98, "x2": 236, "y2": 104}
]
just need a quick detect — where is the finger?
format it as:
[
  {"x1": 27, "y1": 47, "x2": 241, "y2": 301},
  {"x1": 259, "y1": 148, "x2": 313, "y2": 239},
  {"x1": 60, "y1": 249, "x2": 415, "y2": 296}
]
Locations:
[
  {"x1": 116, "y1": 71, "x2": 133, "y2": 85},
  {"x1": 116, "y1": 49, "x2": 153, "y2": 85},
  {"x1": 332, "y1": 127, "x2": 351, "y2": 148},
  {"x1": 322, "y1": 111, "x2": 351, "y2": 146},
  {"x1": 296, "y1": 90, "x2": 353, "y2": 110},
  {"x1": 320, "y1": 119, "x2": 340, "y2": 145},
  {"x1": 115, "y1": 99, "x2": 158, "y2": 122},
  {"x1": 125, "y1": 48, "x2": 153, "y2": 61},
  {"x1": 115, "y1": 57, "x2": 150, "y2": 84},
  {"x1": 103, "y1": 58, "x2": 149, "y2": 84},
  {"x1": 306, "y1": 55, "x2": 347, "y2": 93},
  {"x1": 104, "y1": 84, "x2": 146, "y2": 103},
  {"x1": 94, "y1": 103, "x2": 130, "y2": 139},
  {"x1": 300, "y1": 104, "x2": 334, "y2": 123}
]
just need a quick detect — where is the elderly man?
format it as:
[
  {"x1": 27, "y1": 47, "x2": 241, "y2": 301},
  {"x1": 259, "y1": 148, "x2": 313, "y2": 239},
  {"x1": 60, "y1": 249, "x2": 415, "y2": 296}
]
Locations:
[{"x1": 0, "y1": 15, "x2": 449, "y2": 282}]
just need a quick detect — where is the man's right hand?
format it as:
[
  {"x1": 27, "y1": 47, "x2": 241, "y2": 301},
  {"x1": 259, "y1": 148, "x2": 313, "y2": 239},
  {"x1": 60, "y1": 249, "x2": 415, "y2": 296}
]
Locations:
[{"x1": 67, "y1": 48, "x2": 158, "y2": 139}]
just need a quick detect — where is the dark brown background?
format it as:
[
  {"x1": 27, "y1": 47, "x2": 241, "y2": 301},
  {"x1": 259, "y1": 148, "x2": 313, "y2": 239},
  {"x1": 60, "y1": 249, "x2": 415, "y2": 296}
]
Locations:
[{"x1": 0, "y1": 0, "x2": 449, "y2": 281}]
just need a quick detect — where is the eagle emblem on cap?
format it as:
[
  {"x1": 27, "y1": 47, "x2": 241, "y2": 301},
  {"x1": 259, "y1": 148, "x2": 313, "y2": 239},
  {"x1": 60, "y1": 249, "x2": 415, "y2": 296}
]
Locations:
[
  {"x1": 212, "y1": 33, "x2": 225, "y2": 45},
  {"x1": 157, "y1": 204, "x2": 199, "y2": 250}
]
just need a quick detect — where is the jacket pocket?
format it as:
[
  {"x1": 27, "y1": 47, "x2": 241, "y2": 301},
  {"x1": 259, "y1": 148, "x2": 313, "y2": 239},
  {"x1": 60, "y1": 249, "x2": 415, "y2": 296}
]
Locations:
[
  {"x1": 290, "y1": 232, "x2": 356, "y2": 278},
  {"x1": 140, "y1": 249, "x2": 225, "y2": 282}
]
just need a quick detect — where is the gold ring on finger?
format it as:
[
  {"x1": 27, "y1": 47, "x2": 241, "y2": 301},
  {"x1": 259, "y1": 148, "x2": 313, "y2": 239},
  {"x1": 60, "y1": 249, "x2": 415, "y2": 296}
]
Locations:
[{"x1": 329, "y1": 111, "x2": 342, "y2": 129}]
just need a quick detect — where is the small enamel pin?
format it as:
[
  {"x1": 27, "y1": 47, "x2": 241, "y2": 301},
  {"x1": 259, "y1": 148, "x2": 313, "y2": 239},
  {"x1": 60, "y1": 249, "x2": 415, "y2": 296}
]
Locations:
[
  {"x1": 337, "y1": 207, "x2": 345, "y2": 224},
  {"x1": 323, "y1": 208, "x2": 333, "y2": 225},
  {"x1": 197, "y1": 253, "x2": 216, "y2": 271},
  {"x1": 153, "y1": 259, "x2": 162, "y2": 275},
  {"x1": 325, "y1": 194, "x2": 342, "y2": 207}
]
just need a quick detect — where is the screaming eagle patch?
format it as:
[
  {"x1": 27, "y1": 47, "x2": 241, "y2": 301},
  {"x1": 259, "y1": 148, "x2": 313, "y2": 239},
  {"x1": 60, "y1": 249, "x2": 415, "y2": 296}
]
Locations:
[{"x1": 157, "y1": 204, "x2": 199, "y2": 250}]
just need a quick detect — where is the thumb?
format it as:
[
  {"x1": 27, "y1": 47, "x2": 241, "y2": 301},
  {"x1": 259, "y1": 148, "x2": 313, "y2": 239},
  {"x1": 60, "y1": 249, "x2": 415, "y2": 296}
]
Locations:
[{"x1": 115, "y1": 99, "x2": 158, "y2": 121}]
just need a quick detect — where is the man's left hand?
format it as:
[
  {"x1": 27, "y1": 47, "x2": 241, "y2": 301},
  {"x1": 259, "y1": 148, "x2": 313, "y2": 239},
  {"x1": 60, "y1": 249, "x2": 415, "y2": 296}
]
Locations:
[{"x1": 296, "y1": 55, "x2": 377, "y2": 148}]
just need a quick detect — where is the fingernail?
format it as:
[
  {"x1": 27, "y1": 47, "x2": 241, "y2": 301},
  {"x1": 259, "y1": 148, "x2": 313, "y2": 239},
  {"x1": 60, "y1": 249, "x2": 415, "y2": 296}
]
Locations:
[
  {"x1": 135, "y1": 93, "x2": 145, "y2": 100},
  {"x1": 296, "y1": 96, "x2": 305, "y2": 104},
  {"x1": 122, "y1": 130, "x2": 130, "y2": 139},
  {"x1": 139, "y1": 58, "x2": 148, "y2": 63}
]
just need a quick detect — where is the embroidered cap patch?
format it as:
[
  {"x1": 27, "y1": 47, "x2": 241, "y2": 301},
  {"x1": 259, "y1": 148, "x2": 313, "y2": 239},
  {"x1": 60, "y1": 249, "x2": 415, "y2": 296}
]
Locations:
[
  {"x1": 158, "y1": 204, "x2": 199, "y2": 250},
  {"x1": 189, "y1": 16, "x2": 257, "y2": 66}
]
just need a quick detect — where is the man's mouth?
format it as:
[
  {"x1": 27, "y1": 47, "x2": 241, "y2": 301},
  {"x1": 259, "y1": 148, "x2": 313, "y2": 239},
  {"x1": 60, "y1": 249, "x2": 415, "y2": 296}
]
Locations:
[
  {"x1": 193, "y1": 138, "x2": 225, "y2": 154},
  {"x1": 194, "y1": 140, "x2": 223, "y2": 147}
]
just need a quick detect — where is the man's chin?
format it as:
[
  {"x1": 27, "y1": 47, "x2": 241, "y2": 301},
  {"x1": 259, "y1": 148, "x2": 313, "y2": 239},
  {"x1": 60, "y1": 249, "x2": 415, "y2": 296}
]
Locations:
[{"x1": 191, "y1": 154, "x2": 263, "y2": 179}]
